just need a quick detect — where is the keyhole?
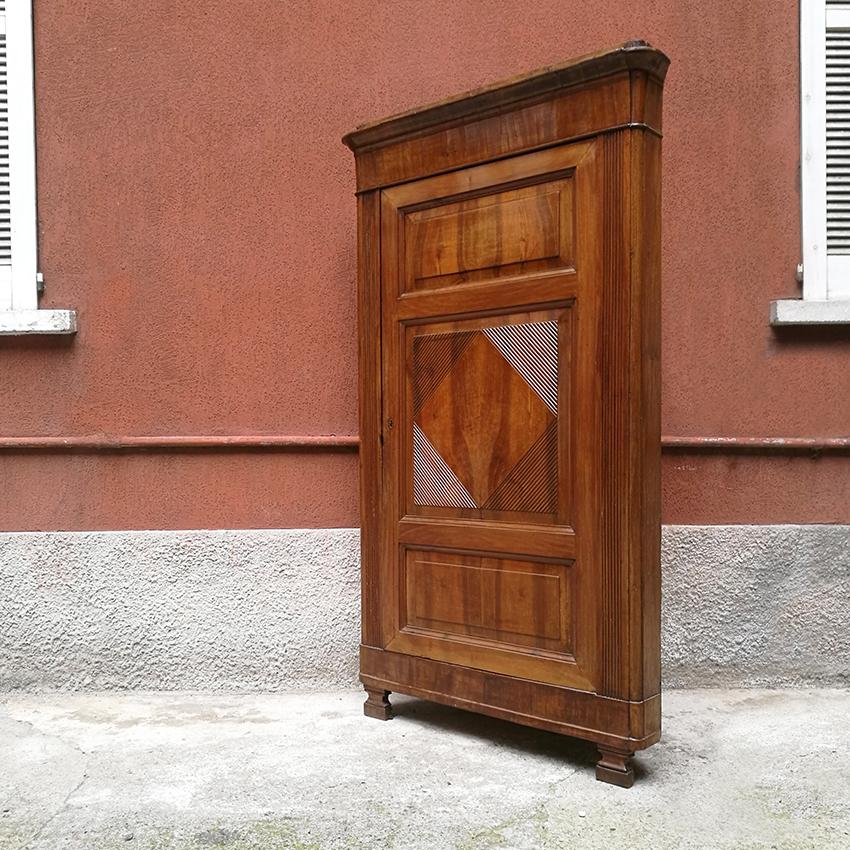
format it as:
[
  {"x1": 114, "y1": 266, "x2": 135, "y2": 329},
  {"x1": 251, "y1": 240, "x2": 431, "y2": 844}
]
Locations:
[{"x1": 387, "y1": 418, "x2": 394, "y2": 430}]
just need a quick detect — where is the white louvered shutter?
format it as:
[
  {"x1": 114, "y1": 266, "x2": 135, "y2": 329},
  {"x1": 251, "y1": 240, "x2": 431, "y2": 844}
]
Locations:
[
  {"x1": 0, "y1": 3, "x2": 9, "y2": 294},
  {"x1": 0, "y1": 0, "x2": 39, "y2": 311},
  {"x1": 803, "y1": 2, "x2": 850, "y2": 301},
  {"x1": 825, "y1": 2, "x2": 850, "y2": 297}
]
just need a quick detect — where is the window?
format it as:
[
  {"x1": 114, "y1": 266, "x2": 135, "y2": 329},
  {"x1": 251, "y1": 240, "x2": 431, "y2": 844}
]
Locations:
[
  {"x1": 0, "y1": 0, "x2": 75, "y2": 334},
  {"x1": 772, "y1": 0, "x2": 850, "y2": 323}
]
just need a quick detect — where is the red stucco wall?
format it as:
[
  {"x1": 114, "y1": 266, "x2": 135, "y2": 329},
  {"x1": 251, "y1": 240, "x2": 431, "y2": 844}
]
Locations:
[{"x1": 0, "y1": 1, "x2": 847, "y2": 530}]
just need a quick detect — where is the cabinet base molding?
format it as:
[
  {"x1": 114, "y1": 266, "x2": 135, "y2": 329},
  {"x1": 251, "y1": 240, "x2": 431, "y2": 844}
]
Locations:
[{"x1": 361, "y1": 646, "x2": 659, "y2": 758}]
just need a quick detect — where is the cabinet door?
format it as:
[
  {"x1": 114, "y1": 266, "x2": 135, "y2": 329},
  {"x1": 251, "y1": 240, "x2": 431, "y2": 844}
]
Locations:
[{"x1": 379, "y1": 140, "x2": 603, "y2": 691}]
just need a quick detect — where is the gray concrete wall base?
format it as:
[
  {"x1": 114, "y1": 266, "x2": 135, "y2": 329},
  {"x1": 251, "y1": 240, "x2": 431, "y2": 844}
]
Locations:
[
  {"x1": 662, "y1": 525, "x2": 849, "y2": 687},
  {"x1": 0, "y1": 529, "x2": 361, "y2": 691},
  {"x1": 0, "y1": 526, "x2": 847, "y2": 691}
]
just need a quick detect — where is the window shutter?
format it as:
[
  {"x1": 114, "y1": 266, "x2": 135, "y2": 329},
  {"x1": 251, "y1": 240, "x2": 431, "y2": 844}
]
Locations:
[
  {"x1": 1, "y1": 0, "x2": 38, "y2": 311},
  {"x1": 0, "y1": 2, "x2": 12, "y2": 308},
  {"x1": 827, "y1": 14, "x2": 850, "y2": 257},
  {"x1": 825, "y1": 3, "x2": 850, "y2": 297}
]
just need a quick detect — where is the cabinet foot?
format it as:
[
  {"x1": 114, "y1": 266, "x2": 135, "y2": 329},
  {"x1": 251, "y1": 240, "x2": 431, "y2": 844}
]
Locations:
[
  {"x1": 595, "y1": 747, "x2": 635, "y2": 788},
  {"x1": 363, "y1": 688, "x2": 393, "y2": 720}
]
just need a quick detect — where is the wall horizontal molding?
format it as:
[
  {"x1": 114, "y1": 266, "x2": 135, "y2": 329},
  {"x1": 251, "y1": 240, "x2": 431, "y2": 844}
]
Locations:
[
  {"x1": 0, "y1": 434, "x2": 360, "y2": 452},
  {"x1": 661, "y1": 436, "x2": 850, "y2": 454},
  {"x1": 0, "y1": 434, "x2": 847, "y2": 454}
]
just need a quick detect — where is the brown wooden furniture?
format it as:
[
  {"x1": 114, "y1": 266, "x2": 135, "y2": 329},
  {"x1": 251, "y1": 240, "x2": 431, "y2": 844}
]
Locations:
[{"x1": 343, "y1": 41, "x2": 668, "y2": 788}]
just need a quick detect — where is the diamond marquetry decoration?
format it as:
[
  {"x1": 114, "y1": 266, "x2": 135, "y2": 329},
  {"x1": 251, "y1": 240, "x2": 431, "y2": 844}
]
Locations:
[{"x1": 412, "y1": 320, "x2": 559, "y2": 514}]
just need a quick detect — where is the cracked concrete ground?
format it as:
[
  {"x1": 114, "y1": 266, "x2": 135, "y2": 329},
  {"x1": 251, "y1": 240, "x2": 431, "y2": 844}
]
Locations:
[{"x1": 1, "y1": 690, "x2": 848, "y2": 850}]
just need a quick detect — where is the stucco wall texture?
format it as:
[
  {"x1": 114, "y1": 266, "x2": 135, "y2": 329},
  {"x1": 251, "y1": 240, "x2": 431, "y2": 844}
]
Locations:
[
  {"x1": 0, "y1": 1, "x2": 848, "y2": 530},
  {"x1": 0, "y1": 529, "x2": 362, "y2": 692},
  {"x1": 1, "y1": 527, "x2": 847, "y2": 691}
]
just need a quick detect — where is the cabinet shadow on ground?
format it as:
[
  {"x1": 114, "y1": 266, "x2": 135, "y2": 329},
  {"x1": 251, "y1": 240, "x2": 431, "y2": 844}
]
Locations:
[{"x1": 387, "y1": 693, "x2": 649, "y2": 781}]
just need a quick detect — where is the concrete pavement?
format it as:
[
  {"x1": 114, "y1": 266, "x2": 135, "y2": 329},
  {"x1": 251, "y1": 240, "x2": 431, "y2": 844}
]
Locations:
[{"x1": 1, "y1": 689, "x2": 848, "y2": 849}]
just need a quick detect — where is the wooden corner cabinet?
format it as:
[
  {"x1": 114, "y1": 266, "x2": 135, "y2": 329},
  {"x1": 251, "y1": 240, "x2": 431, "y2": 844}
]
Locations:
[{"x1": 343, "y1": 41, "x2": 669, "y2": 788}]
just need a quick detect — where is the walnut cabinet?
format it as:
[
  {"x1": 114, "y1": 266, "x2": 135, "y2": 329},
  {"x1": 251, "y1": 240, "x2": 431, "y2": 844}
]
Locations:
[{"x1": 343, "y1": 42, "x2": 669, "y2": 787}]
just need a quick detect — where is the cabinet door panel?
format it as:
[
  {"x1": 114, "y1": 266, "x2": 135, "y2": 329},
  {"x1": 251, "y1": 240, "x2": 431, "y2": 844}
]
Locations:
[{"x1": 380, "y1": 140, "x2": 601, "y2": 692}]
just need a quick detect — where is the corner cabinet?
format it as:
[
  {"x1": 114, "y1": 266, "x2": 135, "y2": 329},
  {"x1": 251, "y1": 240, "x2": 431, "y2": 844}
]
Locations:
[{"x1": 343, "y1": 41, "x2": 669, "y2": 787}]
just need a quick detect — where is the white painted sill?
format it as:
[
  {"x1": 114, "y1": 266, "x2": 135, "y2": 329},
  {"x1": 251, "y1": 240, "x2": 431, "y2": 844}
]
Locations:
[
  {"x1": 0, "y1": 309, "x2": 77, "y2": 335},
  {"x1": 770, "y1": 299, "x2": 850, "y2": 325}
]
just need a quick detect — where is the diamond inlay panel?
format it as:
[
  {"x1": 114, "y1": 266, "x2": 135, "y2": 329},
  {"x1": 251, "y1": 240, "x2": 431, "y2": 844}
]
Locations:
[{"x1": 412, "y1": 318, "x2": 560, "y2": 516}]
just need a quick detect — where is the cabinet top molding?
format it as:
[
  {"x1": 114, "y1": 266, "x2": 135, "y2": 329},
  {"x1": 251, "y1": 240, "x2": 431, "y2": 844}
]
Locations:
[{"x1": 342, "y1": 41, "x2": 669, "y2": 154}]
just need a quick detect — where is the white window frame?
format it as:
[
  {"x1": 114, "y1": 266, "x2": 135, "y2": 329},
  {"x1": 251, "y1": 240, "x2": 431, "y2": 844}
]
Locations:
[
  {"x1": 772, "y1": 0, "x2": 850, "y2": 324},
  {"x1": 0, "y1": 0, "x2": 75, "y2": 334}
]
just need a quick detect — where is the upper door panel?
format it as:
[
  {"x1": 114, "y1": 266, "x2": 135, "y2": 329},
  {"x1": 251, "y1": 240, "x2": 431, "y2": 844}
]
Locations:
[{"x1": 403, "y1": 177, "x2": 575, "y2": 293}]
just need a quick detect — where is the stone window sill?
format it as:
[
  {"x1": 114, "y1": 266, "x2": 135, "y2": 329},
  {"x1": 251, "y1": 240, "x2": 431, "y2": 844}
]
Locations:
[
  {"x1": 770, "y1": 299, "x2": 850, "y2": 325},
  {"x1": 0, "y1": 309, "x2": 77, "y2": 335}
]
